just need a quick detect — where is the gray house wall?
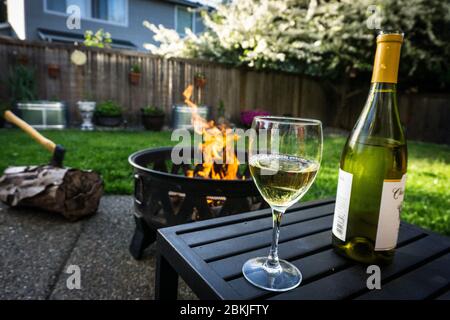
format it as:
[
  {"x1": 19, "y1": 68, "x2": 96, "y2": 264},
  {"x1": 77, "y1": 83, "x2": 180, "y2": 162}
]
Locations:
[{"x1": 23, "y1": 0, "x2": 205, "y2": 50}]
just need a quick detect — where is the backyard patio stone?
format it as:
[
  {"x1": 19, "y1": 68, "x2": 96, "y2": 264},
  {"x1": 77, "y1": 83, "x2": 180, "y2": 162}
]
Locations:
[
  {"x1": 0, "y1": 204, "x2": 84, "y2": 299},
  {"x1": 0, "y1": 196, "x2": 196, "y2": 300}
]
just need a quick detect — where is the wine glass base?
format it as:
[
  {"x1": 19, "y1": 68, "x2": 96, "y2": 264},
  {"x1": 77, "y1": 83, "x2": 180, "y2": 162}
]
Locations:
[{"x1": 242, "y1": 257, "x2": 302, "y2": 292}]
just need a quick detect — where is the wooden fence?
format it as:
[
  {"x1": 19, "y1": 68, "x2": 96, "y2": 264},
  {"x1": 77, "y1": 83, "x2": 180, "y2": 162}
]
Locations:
[
  {"x1": 336, "y1": 88, "x2": 450, "y2": 145},
  {"x1": 0, "y1": 37, "x2": 448, "y2": 144}
]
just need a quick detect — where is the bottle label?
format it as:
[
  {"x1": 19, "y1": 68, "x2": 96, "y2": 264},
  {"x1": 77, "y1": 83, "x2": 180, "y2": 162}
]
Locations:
[
  {"x1": 332, "y1": 169, "x2": 353, "y2": 241},
  {"x1": 375, "y1": 174, "x2": 407, "y2": 250},
  {"x1": 332, "y1": 168, "x2": 407, "y2": 249}
]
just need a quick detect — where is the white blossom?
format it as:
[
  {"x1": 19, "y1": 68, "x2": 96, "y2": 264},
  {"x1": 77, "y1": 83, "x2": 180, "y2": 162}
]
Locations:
[{"x1": 143, "y1": 0, "x2": 450, "y2": 87}]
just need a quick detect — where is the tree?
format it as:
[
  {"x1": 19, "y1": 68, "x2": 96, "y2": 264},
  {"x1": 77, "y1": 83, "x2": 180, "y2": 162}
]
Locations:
[{"x1": 144, "y1": 0, "x2": 450, "y2": 91}]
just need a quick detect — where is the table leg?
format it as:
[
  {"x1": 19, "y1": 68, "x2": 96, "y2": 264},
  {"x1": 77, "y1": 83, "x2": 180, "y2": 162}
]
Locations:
[
  {"x1": 129, "y1": 215, "x2": 156, "y2": 260},
  {"x1": 155, "y1": 253, "x2": 179, "y2": 300}
]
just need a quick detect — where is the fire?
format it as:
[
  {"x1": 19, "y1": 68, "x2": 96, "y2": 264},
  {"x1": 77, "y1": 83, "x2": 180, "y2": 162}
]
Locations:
[{"x1": 183, "y1": 85, "x2": 240, "y2": 180}]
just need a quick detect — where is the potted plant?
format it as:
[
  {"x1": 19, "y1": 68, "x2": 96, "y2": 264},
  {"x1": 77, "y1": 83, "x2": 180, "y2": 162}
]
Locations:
[
  {"x1": 95, "y1": 100, "x2": 123, "y2": 127},
  {"x1": 141, "y1": 106, "x2": 165, "y2": 131},
  {"x1": 129, "y1": 64, "x2": 141, "y2": 85},
  {"x1": 8, "y1": 65, "x2": 68, "y2": 129},
  {"x1": 47, "y1": 63, "x2": 60, "y2": 79},
  {"x1": 194, "y1": 72, "x2": 206, "y2": 88},
  {"x1": 240, "y1": 109, "x2": 271, "y2": 128}
]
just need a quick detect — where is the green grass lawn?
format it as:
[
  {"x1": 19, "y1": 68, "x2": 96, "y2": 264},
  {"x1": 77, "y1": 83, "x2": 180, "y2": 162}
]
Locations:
[{"x1": 0, "y1": 128, "x2": 449, "y2": 235}]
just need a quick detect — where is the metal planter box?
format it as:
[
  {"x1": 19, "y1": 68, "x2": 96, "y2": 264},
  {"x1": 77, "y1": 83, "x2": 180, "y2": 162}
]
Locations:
[
  {"x1": 17, "y1": 101, "x2": 67, "y2": 129},
  {"x1": 172, "y1": 104, "x2": 209, "y2": 130}
]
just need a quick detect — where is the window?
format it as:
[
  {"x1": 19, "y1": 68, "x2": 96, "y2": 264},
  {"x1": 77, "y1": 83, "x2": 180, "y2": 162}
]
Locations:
[
  {"x1": 46, "y1": 0, "x2": 66, "y2": 12},
  {"x1": 45, "y1": 0, "x2": 127, "y2": 25},
  {"x1": 1, "y1": 0, "x2": 8, "y2": 23},
  {"x1": 91, "y1": 0, "x2": 126, "y2": 24},
  {"x1": 175, "y1": 6, "x2": 195, "y2": 35},
  {"x1": 46, "y1": 0, "x2": 90, "y2": 17}
]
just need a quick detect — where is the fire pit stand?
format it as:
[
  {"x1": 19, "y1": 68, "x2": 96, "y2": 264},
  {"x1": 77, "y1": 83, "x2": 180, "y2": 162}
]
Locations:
[{"x1": 128, "y1": 147, "x2": 267, "y2": 259}]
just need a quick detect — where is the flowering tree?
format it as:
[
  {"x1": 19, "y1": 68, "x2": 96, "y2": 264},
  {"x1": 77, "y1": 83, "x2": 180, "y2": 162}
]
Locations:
[
  {"x1": 84, "y1": 29, "x2": 112, "y2": 49},
  {"x1": 144, "y1": 0, "x2": 450, "y2": 91}
]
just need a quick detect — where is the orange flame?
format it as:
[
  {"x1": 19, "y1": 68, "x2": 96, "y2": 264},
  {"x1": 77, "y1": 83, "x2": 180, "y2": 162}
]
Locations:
[{"x1": 183, "y1": 85, "x2": 239, "y2": 180}]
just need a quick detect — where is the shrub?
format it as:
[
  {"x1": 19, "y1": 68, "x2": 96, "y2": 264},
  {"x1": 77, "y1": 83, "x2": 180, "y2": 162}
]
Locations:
[
  {"x1": 141, "y1": 106, "x2": 164, "y2": 116},
  {"x1": 8, "y1": 65, "x2": 36, "y2": 103},
  {"x1": 84, "y1": 29, "x2": 112, "y2": 49},
  {"x1": 95, "y1": 101, "x2": 122, "y2": 117}
]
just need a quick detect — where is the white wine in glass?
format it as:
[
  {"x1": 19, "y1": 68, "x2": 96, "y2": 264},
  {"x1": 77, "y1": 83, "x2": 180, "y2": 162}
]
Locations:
[{"x1": 244, "y1": 116, "x2": 323, "y2": 292}]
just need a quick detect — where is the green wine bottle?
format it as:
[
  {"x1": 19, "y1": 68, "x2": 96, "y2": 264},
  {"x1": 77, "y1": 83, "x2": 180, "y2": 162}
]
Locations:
[{"x1": 332, "y1": 32, "x2": 407, "y2": 265}]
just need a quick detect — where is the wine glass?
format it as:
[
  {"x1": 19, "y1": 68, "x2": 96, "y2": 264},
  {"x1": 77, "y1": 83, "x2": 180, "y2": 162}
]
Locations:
[{"x1": 243, "y1": 116, "x2": 323, "y2": 292}]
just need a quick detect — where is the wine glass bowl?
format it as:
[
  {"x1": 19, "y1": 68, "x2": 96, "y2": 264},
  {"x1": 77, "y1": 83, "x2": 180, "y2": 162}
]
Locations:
[{"x1": 243, "y1": 116, "x2": 323, "y2": 292}]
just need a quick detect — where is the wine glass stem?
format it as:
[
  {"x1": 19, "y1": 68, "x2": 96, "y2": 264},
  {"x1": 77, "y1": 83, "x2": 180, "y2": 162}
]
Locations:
[{"x1": 267, "y1": 208, "x2": 283, "y2": 272}]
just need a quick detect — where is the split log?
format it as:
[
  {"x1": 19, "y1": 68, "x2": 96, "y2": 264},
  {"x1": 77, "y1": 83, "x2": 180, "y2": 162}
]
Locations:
[{"x1": 0, "y1": 166, "x2": 103, "y2": 221}]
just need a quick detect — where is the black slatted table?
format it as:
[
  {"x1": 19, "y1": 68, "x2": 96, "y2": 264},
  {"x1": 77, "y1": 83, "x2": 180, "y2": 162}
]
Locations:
[{"x1": 155, "y1": 198, "x2": 450, "y2": 300}]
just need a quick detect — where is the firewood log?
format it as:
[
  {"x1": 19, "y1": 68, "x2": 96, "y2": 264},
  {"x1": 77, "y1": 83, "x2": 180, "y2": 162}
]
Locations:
[{"x1": 0, "y1": 165, "x2": 103, "y2": 221}]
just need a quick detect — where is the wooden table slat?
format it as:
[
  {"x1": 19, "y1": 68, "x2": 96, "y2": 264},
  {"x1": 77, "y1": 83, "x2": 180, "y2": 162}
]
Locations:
[
  {"x1": 157, "y1": 230, "x2": 240, "y2": 300},
  {"x1": 155, "y1": 199, "x2": 450, "y2": 300},
  {"x1": 436, "y1": 290, "x2": 450, "y2": 300},
  {"x1": 170, "y1": 198, "x2": 335, "y2": 235},
  {"x1": 194, "y1": 215, "x2": 333, "y2": 261},
  {"x1": 209, "y1": 230, "x2": 332, "y2": 279},
  {"x1": 228, "y1": 223, "x2": 425, "y2": 299},
  {"x1": 208, "y1": 222, "x2": 424, "y2": 280},
  {"x1": 181, "y1": 203, "x2": 335, "y2": 247},
  {"x1": 355, "y1": 253, "x2": 450, "y2": 300},
  {"x1": 229, "y1": 248, "x2": 351, "y2": 299},
  {"x1": 270, "y1": 235, "x2": 450, "y2": 300}
]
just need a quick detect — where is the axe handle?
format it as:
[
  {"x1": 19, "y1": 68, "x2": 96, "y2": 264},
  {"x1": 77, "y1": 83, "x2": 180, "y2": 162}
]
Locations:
[{"x1": 3, "y1": 110, "x2": 56, "y2": 153}]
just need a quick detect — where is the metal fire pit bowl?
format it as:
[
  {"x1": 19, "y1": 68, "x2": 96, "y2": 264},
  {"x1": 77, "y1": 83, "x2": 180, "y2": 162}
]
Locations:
[{"x1": 128, "y1": 147, "x2": 267, "y2": 259}]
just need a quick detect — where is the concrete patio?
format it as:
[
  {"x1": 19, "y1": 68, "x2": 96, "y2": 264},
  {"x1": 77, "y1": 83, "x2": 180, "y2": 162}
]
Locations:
[{"x1": 0, "y1": 196, "x2": 196, "y2": 300}]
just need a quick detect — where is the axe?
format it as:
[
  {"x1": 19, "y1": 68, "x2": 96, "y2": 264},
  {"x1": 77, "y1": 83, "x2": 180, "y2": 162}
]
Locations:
[{"x1": 4, "y1": 110, "x2": 66, "y2": 167}]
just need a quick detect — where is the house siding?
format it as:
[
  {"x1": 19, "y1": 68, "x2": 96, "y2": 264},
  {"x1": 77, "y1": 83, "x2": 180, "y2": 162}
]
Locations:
[{"x1": 23, "y1": 0, "x2": 204, "y2": 50}]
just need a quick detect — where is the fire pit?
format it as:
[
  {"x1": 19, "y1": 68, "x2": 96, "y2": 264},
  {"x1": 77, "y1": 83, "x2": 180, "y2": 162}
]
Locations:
[{"x1": 128, "y1": 147, "x2": 267, "y2": 259}]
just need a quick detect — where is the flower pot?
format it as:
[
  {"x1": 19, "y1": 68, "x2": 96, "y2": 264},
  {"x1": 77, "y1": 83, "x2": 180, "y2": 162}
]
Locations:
[
  {"x1": 18, "y1": 55, "x2": 29, "y2": 65},
  {"x1": 142, "y1": 114, "x2": 165, "y2": 131},
  {"x1": 48, "y1": 64, "x2": 60, "y2": 79},
  {"x1": 77, "y1": 101, "x2": 96, "y2": 131},
  {"x1": 129, "y1": 72, "x2": 141, "y2": 85},
  {"x1": 194, "y1": 76, "x2": 206, "y2": 88},
  {"x1": 171, "y1": 104, "x2": 209, "y2": 130},
  {"x1": 17, "y1": 101, "x2": 67, "y2": 129},
  {"x1": 96, "y1": 115, "x2": 123, "y2": 127}
]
